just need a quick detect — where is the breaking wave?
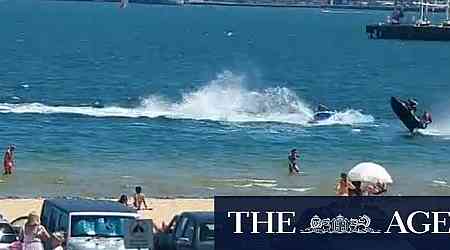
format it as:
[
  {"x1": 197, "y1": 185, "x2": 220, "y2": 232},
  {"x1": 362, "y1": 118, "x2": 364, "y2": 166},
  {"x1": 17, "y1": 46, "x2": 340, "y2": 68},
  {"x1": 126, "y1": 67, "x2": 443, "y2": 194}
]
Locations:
[{"x1": 0, "y1": 71, "x2": 374, "y2": 126}]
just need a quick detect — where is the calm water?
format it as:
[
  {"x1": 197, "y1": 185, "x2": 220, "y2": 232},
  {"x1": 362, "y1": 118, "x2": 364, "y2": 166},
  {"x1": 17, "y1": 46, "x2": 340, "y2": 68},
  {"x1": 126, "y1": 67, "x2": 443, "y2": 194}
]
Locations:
[{"x1": 0, "y1": 0, "x2": 450, "y2": 198}]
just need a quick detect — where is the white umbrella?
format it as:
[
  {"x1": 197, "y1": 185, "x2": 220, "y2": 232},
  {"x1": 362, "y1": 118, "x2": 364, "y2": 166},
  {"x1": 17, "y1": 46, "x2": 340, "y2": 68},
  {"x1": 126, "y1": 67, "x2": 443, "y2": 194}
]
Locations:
[{"x1": 348, "y1": 162, "x2": 393, "y2": 184}]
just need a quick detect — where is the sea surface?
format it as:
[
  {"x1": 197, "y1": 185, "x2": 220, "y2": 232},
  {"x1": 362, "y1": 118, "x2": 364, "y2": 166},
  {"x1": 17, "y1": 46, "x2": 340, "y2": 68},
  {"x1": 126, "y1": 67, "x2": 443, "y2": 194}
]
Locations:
[{"x1": 1, "y1": 0, "x2": 450, "y2": 198}]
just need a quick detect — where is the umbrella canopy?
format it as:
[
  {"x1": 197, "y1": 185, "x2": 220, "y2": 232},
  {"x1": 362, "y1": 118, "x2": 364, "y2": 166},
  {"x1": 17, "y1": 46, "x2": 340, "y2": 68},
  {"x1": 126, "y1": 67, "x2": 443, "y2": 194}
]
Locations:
[{"x1": 348, "y1": 162, "x2": 393, "y2": 184}]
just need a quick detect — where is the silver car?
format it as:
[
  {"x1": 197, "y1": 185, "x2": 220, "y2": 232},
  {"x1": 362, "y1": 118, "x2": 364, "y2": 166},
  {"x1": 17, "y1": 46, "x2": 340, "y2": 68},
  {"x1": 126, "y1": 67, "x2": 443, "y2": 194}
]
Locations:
[
  {"x1": 40, "y1": 199, "x2": 149, "y2": 250},
  {"x1": 0, "y1": 218, "x2": 18, "y2": 250}
]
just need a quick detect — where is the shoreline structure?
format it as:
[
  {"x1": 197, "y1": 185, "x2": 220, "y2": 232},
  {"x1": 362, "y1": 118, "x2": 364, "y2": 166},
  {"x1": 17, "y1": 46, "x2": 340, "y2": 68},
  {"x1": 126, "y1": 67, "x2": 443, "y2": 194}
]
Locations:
[{"x1": 51, "y1": 0, "x2": 437, "y2": 12}]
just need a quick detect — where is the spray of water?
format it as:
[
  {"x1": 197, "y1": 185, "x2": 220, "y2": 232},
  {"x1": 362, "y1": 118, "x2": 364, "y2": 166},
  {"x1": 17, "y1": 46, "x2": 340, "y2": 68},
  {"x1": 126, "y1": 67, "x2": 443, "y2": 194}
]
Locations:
[{"x1": 0, "y1": 71, "x2": 374, "y2": 126}]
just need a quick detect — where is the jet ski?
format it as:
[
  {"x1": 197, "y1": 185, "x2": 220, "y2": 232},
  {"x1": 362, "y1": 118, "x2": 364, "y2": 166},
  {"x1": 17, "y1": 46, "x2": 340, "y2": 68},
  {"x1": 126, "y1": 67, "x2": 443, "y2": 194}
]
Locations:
[
  {"x1": 390, "y1": 97, "x2": 431, "y2": 133},
  {"x1": 309, "y1": 104, "x2": 335, "y2": 123},
  {"x1": 313, "y1": 111, "x2": 335, "y2": 121}
]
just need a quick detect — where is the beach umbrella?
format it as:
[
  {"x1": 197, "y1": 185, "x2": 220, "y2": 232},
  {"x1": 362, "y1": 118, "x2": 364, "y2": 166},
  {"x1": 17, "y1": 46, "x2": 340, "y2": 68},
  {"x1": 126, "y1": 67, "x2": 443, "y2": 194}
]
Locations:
[{"x1": 348, "y1": 162, "x2": 393, "y2": 184}]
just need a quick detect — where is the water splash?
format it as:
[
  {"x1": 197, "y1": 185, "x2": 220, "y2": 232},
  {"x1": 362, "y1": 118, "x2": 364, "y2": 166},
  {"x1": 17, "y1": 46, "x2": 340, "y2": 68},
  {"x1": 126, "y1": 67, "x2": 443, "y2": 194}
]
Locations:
[
  {"x1": 417, "y1": 116, "x2": 450, "y2": 139},
  {"x1": 0, "y1": 71, "x2": 374, "y2": 126}
]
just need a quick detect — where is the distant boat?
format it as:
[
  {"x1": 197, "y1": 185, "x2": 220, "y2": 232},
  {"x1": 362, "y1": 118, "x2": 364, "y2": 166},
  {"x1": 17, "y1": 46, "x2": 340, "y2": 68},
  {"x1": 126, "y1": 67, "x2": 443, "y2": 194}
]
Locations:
[{"x1": 120, "y1": 0, "x2": 129, "y2": 8}]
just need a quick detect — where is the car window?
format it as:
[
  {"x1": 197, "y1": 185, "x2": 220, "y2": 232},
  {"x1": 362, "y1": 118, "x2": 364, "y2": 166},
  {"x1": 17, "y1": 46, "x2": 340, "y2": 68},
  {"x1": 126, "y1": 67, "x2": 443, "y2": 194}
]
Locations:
[
  {"x1": 0, "y1": 223, "x2": 17, "y2": 243},
  {"x1": 199, "y1": 223, "x2": 214, "y2": 241},
  {"x1": 182, "y1": 219, "x2": 195, "y2": 242},
  {"x1": 71, "y1": 215, "x2": 134, "y2": 237},
  {"x1": 175, "y1": 216, "x2": 188, "y2": 238}
]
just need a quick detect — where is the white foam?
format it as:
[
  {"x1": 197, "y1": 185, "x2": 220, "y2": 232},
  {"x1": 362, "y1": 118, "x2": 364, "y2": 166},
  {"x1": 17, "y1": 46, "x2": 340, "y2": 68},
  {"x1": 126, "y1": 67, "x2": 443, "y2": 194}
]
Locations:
[
  {"x1": 313, "y1": 109, "x2": 375, "y2": 126},
  {"x1": 417, "y1": 115, "x2": 450, "y2": 138},
  {"x1": 232, "y1": 184, "x2": 253, "y2": 188},
  {"x1": 0, "y1": 71, "x2": 374, "y2": 126},
  {"x1": 253, "y1": 183, "x2": 278, "y2": 188},
  {"x1": 272, "y1": 187, "x2": 314, "y2": 192},
  {"x1": 432, "y1": 180, "x2": 447, "y2": 185},
  {"x1": 249, "y1": 179, "x2": 277, "y2": 183}
]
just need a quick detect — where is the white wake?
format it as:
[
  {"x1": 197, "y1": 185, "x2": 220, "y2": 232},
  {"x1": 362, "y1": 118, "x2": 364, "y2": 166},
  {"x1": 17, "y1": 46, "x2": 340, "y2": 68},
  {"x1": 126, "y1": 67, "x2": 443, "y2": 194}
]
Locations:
[{"x1": 0, "y1": 71, "x2": 374, "y2": 126}]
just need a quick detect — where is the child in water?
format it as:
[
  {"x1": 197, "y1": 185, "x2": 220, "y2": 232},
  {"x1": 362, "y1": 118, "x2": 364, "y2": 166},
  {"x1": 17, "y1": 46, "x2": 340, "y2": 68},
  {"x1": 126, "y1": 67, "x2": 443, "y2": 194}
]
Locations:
[{"x1": 133, "y1": 186, "x2": 149, "y2": 210}]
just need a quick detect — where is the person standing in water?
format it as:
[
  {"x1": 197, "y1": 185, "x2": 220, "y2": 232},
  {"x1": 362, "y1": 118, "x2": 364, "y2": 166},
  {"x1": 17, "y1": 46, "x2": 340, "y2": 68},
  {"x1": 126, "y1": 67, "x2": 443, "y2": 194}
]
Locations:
[
  {"x1": 288, "y1": 149, "x2": 300, "y2": 175},
  {"x1": 336, "y1": 173, "x2": 355, "y2": 196},
  {"x1": 3, "y1": 145, "x2": 15, "y2": 175}
]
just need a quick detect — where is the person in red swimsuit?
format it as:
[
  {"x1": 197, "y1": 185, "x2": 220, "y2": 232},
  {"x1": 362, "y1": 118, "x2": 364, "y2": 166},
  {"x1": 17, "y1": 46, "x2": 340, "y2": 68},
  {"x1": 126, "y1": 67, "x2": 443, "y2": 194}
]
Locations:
[{"x1": 3, "y1": 145, "x2": 15, "y2": 175}]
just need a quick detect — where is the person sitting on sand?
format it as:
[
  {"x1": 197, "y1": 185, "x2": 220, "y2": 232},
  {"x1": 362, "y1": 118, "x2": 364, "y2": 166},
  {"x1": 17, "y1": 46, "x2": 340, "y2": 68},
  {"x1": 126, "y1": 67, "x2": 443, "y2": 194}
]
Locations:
[
  {"x1": 336, "y1": 173, "x2": 355, "y2": 196},
  {"x1": 118, "y1": 194, "x2": 128, "y2": 206},
  {"x1": 3, "y1": 145, "x2": 15, "y2": 175},
  {"x1": 20, "y1": 212, "x2": 50, "y2": 250},
  {"x1": 288, "y1": 149, "x2": 300, "y2": 175},
  {"x1": 133, "y1": 186, "x2": 149, "y2": 210}
]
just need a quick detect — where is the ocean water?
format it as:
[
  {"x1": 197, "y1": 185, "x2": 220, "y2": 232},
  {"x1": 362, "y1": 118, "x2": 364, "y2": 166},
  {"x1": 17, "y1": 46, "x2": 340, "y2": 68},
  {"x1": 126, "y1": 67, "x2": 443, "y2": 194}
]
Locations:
[{"x1": 1, "y1": 0, "x2": 450, "y2": 198}]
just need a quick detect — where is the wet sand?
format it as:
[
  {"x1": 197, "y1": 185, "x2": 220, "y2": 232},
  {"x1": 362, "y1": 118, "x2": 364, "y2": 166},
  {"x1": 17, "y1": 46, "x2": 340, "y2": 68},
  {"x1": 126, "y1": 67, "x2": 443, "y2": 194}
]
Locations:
[{"x1": 0, "y1": 198, "x2": 213, "y2": 226}]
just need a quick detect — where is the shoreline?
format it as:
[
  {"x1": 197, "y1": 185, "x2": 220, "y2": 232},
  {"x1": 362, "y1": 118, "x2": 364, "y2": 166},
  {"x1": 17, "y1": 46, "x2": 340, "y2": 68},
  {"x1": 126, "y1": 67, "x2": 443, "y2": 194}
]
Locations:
[{"x1": 0, "y1": 197, "x2": 214, "y2": 226}]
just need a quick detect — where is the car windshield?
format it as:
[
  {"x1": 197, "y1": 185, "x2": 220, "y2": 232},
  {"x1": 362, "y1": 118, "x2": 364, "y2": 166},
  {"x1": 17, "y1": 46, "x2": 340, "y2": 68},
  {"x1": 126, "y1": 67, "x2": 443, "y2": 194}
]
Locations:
[
  {"x1": 70, "y1": 215, "x2": 135, "y2": 238},
  {"x1": 0, "y1": 223, "x2": 17, "y2": 243},
  {"x1": 199, "y1": 223, "x2": 214, "y2": 241}
]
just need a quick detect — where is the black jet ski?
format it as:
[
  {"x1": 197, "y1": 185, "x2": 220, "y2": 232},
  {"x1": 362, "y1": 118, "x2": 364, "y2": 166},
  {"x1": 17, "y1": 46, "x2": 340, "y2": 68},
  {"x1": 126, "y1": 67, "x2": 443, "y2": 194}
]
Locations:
[
  {"x1": 309, "y1": 104, "x2": 335, "y2": 123},
  {"x1": 313, "y1": 111, "x2": 335, "y2": 121},
  {"x1": 390, "y1": 97, "x2": 430, "y2": 133}
]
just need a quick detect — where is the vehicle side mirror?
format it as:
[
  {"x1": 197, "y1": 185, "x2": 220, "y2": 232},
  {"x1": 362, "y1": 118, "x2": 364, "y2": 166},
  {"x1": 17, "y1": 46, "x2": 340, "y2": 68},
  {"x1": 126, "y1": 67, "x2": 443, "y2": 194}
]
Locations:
[{"x1": 176, "y1": 237, "x2": 192, "y2": 247}]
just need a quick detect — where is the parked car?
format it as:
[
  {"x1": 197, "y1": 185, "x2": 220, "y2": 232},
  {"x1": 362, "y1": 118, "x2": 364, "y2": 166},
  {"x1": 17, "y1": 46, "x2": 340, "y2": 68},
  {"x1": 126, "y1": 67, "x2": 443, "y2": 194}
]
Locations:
[
  {"x1": 155, "y1": 212, "x2": 214, "y2": 250},
  {"x1": 0, "y1": 218, "x2": 19, "y2": 250},
  {"x1": 39, "y1": 198, "x2": 147, "y2": 250}
]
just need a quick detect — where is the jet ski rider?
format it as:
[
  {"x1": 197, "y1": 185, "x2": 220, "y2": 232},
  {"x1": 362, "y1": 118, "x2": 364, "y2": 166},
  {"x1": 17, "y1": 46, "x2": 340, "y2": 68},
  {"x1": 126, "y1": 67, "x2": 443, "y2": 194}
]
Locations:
[
  {"x1": 406, "y1": 99, "x2": 418, "y2": 114},
  {"x1": 406, "y1": 98, "x2": 432, "y2": 128},
  {"x1": 316, "y1": 104, "x2": 330, "y2": 112}
]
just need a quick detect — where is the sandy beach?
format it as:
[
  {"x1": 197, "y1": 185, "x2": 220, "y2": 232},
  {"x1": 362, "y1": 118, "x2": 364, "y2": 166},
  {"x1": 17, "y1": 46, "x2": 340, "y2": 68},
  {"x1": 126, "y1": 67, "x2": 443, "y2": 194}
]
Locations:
[{"x1": 0, "y1": 198, "x2": 214, "y2": 226}]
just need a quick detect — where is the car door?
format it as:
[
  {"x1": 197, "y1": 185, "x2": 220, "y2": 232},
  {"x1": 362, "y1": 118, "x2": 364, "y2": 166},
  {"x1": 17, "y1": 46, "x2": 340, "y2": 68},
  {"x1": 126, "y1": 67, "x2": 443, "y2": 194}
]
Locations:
[{"x1": 176, "y1": 218, "x2": 195, "y2": 250}]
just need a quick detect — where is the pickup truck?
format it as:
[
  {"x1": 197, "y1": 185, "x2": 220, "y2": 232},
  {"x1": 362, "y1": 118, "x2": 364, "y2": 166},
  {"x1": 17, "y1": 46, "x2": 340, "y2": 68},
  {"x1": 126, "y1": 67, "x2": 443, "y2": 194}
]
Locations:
[{"x1": 155, "y1": 212, "x2": 214, "y2": 250}]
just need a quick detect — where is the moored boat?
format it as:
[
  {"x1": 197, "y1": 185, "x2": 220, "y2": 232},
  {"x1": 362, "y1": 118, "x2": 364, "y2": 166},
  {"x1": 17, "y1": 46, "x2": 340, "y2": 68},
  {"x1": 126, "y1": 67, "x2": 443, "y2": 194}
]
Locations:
[{"x1": 366, "y1": 0, "x2": 450, "y2": 41}]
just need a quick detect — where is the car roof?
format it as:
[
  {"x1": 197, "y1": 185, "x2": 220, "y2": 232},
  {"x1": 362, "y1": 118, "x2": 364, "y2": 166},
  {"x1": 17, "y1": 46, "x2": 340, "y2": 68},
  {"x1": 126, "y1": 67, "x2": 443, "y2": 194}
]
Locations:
[
  {"x1": 44, "y1": 198, "x2": 137, "y2": 214},
  {"x1": 181, "y1": 212, "x2": 214, "y2": 223}
]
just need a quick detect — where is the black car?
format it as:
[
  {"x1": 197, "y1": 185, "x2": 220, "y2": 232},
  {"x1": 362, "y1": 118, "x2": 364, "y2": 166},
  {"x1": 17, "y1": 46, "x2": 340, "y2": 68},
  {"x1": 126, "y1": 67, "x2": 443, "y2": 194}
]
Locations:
[{"x1": 155, "y1": 212, "x2": 214, "y2": 250}]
